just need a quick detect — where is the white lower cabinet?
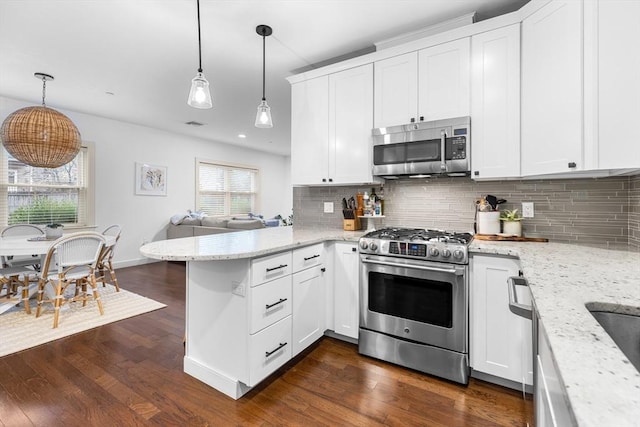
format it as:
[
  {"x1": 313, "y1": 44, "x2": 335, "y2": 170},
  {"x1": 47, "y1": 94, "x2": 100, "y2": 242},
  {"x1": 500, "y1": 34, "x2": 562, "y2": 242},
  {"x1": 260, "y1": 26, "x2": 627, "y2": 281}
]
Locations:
[
  {"x1": 292, "y1": 264, "x2": 325, "y2": 356},
  {"x1": 250, "y1": 275, "x2": 292, "y2": 334},
  {"x1": 332, "y1": 242, "x2": 360, "y2": 339},
  {"x1": 470, "y1": 254, "x2": 533, "y2": 388},
  {"x1": 248, "y1": 316, "x2": 292, "y2": 387}
]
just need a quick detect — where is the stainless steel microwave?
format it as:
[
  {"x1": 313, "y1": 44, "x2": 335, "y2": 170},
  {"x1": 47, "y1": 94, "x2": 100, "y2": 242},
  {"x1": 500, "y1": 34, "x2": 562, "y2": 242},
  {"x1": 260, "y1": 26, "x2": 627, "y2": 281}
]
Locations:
[{"x1": 372, "y1": 116, "x2": 470, "y2": 178}]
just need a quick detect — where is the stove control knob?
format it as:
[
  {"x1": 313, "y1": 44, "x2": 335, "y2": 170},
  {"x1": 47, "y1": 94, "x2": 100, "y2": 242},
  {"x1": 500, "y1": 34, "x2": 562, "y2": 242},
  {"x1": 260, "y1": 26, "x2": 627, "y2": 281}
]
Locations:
[
  {"x1": 442, "y1": 249, "x2": 451, "y2": 258},
  {"x1": 359, "y1": 241, "x2": 368, "y2": 250},
  {"x1": 430, "y1": 247, "x2": 439, "y2": 257},
  {"x1": 369, "y1": 242, "x2": 378, "y2": 252},
  {"x1": 453, "y1": 249, "x2": 464, "y2": 260}
]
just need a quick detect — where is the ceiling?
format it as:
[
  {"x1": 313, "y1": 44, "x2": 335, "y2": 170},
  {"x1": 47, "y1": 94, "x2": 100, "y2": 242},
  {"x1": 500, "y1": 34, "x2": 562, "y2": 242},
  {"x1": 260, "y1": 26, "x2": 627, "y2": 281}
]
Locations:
[{"x1": 0, "y1": 0, "x2": 528, "y2": 157}]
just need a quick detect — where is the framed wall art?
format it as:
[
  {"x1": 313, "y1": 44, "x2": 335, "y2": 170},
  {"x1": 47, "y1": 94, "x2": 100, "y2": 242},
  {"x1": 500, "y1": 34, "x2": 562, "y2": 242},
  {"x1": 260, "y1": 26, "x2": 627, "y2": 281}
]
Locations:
[{"x1": 135, "y1": 162, "x2": 167, "y2": 196}]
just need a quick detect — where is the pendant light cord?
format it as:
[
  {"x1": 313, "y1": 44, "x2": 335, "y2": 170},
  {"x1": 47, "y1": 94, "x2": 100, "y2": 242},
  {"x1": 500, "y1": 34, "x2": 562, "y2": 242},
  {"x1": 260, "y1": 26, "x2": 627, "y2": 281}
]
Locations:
[
  {"x1": 196, "y1": 0, "x2": 203, "y2": 73},
  {"x1": 41, "y1": 76, "x2": 47, "y2": 106},
  {"x1": 261, "y1": 28, "x2": 266, "y2": 101}
]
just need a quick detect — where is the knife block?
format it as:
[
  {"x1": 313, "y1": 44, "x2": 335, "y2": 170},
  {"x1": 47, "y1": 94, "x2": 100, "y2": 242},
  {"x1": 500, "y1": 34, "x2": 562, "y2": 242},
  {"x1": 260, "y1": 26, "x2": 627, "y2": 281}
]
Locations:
[{"x1": 343, "y1": 218, "x2": 361, "y2": 231}]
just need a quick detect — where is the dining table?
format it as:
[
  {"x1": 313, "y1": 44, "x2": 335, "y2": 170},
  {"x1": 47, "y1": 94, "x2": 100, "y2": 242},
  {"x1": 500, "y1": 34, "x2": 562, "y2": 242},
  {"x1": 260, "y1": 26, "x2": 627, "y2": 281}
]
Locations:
[{"x1": 0, "y1": 233, "x2": 116, "y2": 258}]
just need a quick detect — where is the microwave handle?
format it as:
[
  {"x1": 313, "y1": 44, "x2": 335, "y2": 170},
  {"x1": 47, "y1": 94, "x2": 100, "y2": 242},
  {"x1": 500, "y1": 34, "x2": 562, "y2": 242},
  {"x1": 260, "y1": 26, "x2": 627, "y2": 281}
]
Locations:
[{"x1": 440, "y1": 130, "x2": 447, "y2": 172}]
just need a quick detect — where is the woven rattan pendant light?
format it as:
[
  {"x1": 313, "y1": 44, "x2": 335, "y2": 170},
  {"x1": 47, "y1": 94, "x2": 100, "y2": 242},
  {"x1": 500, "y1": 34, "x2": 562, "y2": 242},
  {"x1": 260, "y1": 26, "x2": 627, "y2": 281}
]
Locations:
[{"x1": 0, "y1": 73, "x2": 81, "y2": 168}]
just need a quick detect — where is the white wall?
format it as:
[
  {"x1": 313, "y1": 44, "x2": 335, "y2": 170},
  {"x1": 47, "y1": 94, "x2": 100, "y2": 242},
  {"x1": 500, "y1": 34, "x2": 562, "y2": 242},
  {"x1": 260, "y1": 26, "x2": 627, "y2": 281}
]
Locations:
[{"x1": 1, "y1": 96, "x2": 292, "y2": 267}]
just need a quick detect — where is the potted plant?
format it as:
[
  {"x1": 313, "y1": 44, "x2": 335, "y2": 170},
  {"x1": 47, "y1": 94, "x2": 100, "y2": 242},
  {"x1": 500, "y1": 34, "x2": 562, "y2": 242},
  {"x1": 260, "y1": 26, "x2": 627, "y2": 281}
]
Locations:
[
  {"x1": 500, "y1": 209, "x2": 522, "y2": 236},
  {"x1": 45, "y1": 223, "x2": 64, "y2": 239}
]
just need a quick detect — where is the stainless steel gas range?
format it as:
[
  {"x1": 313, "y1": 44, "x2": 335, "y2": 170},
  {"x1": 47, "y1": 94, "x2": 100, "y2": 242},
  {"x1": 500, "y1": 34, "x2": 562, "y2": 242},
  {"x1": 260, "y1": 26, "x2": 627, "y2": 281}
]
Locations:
[{"x1": 358, "y1": 227, "x2": 473, "y2": 385}]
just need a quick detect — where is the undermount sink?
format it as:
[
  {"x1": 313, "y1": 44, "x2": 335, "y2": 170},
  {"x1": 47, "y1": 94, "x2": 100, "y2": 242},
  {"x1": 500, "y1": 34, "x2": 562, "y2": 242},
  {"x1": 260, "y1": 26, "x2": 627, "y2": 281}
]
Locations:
[{"x1": 586, "y1": 304, "x2": 640, "y2": 372}]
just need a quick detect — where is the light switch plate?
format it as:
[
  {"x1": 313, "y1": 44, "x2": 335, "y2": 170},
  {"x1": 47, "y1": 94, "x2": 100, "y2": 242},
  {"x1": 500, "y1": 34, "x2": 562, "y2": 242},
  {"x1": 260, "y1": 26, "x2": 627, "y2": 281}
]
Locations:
[
  {"x1": 323, "y1": 202, "x2": 334, "y2": 213},
  {"x1": 522, "y1": 202, "x2": 534, "y2": 218}
]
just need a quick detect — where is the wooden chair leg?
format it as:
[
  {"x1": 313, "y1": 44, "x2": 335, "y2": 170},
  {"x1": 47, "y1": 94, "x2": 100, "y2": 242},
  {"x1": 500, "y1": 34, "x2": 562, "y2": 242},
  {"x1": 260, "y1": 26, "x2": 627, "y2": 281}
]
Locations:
[
  {"x1": 52, "y1": 280, "x2": 63, "y2": 329},
  {"x1": 21, "y1": 276, "x2": 31, "y2": 315},
  {"x1": 35, "y1": 280, "x2": 45, "y2": 318},
  {"x1": 89, "y1": 275, "x2": 104, "y2": 315},
  {"x1": 108, "y1": 261, "x2": 120, "y2": 292}
]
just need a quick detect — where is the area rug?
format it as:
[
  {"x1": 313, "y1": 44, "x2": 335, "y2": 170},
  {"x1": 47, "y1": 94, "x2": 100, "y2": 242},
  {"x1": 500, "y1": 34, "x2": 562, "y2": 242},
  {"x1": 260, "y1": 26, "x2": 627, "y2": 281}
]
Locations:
[{"x1": 0, "y1": 284, "x2": 166, "y2": 357}]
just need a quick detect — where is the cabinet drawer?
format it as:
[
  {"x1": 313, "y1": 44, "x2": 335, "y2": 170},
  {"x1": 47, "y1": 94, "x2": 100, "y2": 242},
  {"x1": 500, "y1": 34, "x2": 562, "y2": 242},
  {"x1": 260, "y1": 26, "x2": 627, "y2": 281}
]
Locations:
[
  {"x1": 292, "y1": 243, "x2": 324, "y2": 273},
  {"x1": 248, "y1": 315, "x2": 292, "y2": 387},
  {"x1": 251, "y1": 251, "x2": 292, "y2": 287},
  {"x1": 250, "y1": 275, "x2": 292, "y2": 334}
]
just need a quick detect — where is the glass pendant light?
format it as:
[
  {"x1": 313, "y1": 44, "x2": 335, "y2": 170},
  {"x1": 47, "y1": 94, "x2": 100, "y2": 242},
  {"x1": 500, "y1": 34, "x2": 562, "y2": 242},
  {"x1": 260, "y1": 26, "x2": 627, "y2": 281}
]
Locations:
[
  {"x1": 187, "y1": 0, "x2": 212, "y2": 109},
  {"x1": 255, "y1": 25, "x2": 273, "y2": 128}
]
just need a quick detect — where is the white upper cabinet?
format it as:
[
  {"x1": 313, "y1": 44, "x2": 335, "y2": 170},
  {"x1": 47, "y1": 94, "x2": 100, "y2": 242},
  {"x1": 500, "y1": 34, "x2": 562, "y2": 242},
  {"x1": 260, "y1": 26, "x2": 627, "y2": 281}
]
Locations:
[
  {"x1": 521, "y1": 0, "x2": 583, "y2": 176},
  {"x1": 471, "y1": 24, "x2": 521, "y2": 179},
  {"x1": 373, "y1": 39, "x2": 470, "y2": 128},
  {"x1": 329, "y1": 64, "x2": 375, "y2": 184},
  {"x1": 584, "y1": 0, "x2": 640, "y2": 170},
  {"x1": 290, "y1": 76, "x2": 329, "y2": 185},
  {"x1": 291, "y1": 65, "x2": 376, "y2": 185},
  {"x1": 373, "y1": 53, "x2": 419, "y2": 128},
  {"x1": 418, "y1": 38, "x2": 471, "y2": 122}
]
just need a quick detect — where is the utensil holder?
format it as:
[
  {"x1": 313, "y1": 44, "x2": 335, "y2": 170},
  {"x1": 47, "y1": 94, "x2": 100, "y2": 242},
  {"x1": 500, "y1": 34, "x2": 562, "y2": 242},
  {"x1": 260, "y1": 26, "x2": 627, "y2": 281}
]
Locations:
[
  {"x1": 477, "y1": 211, "x2": 500, "y2": 234},
  {"x1": 343, "y1": 218, "x2": 361, "y2": 231}
]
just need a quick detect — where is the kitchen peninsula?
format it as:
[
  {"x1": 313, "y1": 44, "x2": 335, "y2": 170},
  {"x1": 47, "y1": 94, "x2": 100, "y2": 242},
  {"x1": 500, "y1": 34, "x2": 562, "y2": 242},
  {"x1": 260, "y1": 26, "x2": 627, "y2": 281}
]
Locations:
[{"x1": 140, "y1": 226, "x2": 362, "y2": 399}]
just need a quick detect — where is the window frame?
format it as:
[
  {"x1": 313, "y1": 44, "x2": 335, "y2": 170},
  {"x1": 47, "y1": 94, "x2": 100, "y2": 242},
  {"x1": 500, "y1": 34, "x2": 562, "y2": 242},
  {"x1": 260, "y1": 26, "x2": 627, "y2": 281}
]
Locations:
[
  {"x1": 0, "y1": 141, "x2": 95, "y2": 229},
  {"x1": 195, "y1": 158, "x2": 260, "y2": 217}
]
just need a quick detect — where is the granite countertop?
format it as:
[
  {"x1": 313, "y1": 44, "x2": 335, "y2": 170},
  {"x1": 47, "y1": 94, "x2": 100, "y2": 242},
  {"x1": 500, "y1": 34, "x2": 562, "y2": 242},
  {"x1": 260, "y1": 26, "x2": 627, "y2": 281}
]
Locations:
[
  {"x1": 471, "y1": 240, "x2": 640, "y2": 427},
  {"x1": 139, "y1": 226, "x2": 363, "y2": 261}
]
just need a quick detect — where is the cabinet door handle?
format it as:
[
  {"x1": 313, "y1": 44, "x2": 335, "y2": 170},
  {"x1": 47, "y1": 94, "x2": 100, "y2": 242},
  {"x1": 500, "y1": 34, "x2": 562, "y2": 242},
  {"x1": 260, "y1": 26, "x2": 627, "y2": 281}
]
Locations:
[
  {"x1": 322, "y1": 178, "x2": 327, "y2": 182},
  {"x1": 265, "y1": 298, "x2": 288, "y2": 310},
  {"x1": 303, "y1": 254, "x2": 320, "y2": 261},
  {"x1": 266, "y1": 264, "x2": 287, "y2": 272},
  {"x1": 440, "y1": 129, "x2": 447, "y2": 172},
  {"x1": 265, "y1": 342, "x2": 287, "y2": 358},
  {"x1": 568, "y1": 162, "x2": 577, "y2": 168},
  {"x1": 508, "y1": 276, "x2": 532, "y2": 319}
]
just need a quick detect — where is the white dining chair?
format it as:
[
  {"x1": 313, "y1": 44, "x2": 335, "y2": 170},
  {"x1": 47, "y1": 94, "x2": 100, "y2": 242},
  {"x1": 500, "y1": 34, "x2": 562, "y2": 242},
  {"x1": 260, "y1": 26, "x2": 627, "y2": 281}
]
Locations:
[
  {"x1": 35, "y1": 232, "x2": 106, "y2": 328},
  {"x1": 1, "y1": 224, "x2": 46, "y2": 270},
  {"x1": 96, "y1": 224, "x2": 122, "y2": 291}
]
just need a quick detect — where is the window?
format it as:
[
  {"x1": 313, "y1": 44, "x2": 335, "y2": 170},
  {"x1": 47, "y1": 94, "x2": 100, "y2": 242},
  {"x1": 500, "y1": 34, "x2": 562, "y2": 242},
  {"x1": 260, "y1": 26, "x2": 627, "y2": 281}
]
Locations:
[
  {"x1": 0, "y1": 143, "x2": 93, "y2": 227},
  {"x1": 196, "y1": 160, "x2": 258, "y2": 216}
]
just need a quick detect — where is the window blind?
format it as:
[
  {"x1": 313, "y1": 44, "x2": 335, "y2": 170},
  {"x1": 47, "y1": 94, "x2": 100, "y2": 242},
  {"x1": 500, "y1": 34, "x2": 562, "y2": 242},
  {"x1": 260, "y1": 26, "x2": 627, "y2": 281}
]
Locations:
[{"x1": 197, "y1": 161, "x2": 258, "y2": 216}]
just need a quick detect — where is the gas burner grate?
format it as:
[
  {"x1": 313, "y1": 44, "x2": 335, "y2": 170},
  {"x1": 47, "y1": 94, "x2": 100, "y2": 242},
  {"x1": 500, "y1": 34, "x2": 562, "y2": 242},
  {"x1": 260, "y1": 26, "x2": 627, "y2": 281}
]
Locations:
[{"x1": 364, "y1": 228, "x2": 473, "y2": 245}]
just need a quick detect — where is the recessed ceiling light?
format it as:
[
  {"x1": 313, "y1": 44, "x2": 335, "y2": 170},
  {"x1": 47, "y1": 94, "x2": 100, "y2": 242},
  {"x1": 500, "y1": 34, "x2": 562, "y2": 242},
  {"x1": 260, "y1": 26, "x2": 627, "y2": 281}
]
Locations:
[
  {"x1": 238, "y1": 134, "x2": 247, "y2": 138},
  {"x1": 185, "y1": 121, "x2": 204, "y2": 126},
  {"x1": 105, "y1": 91, "x2": 115, "y2": 96}
]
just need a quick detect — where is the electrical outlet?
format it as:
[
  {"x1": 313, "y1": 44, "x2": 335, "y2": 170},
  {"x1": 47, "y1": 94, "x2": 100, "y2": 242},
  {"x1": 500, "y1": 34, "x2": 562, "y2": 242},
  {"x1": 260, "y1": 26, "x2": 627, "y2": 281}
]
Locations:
[
  {"x1": 323, "y1": 202, "x2": 334, "y2": 213},
  {"x1": 232, "y1": 280, "x2": 245, "y2": 297},
  {"x1": 522, "y1": 202, "x2": 534, "y2": 218}
]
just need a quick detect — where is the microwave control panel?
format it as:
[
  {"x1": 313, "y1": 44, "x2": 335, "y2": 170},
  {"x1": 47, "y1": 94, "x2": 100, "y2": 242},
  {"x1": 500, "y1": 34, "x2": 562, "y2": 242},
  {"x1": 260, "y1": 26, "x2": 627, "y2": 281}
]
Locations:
[{"x1": 449, "y1": 136, "x2": 467, "y2": 160}]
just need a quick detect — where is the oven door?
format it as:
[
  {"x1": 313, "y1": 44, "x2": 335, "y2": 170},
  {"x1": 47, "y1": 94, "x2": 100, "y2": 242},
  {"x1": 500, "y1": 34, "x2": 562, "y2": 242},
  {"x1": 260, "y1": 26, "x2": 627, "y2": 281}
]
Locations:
[{"x1": 360, "y1": 254, "x2": 468, "y2": 353}]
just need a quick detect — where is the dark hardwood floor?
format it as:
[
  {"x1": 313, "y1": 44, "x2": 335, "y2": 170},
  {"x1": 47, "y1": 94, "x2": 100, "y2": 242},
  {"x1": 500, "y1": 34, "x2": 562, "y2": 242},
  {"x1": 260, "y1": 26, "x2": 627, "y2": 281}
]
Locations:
[{"x1": 0, "y1": 261, "x2": 533, "y2": 426}]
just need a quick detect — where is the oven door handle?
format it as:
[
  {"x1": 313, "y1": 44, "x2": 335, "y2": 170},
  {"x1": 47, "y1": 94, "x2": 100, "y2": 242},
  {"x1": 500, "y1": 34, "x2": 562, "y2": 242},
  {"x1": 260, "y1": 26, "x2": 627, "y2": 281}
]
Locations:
[
  {"x1": 507, "y1": 276, "x2": 532, "y2": 319},
  {"x1": 362, "y1": 257, "x2": 463, "y2": 275}
]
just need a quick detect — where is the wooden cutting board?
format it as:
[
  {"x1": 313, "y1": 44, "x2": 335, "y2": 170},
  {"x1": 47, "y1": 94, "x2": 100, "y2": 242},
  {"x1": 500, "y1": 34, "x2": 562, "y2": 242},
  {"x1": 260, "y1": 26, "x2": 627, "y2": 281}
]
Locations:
[{"x1": 474, "y1": 234, "x2": 549, "y2": 242}]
